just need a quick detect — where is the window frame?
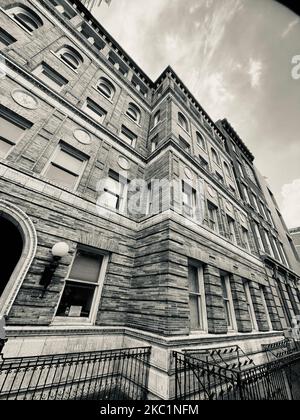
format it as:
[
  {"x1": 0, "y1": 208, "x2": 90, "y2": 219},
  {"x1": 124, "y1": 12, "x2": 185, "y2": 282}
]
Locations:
[
  {"x1": 33, "y1": 62, "x2": 68, "y2": 92},
  {"x1": 211, "y1": 148, "x2": 220, "y2": 166},
  {"x1": 0, "y1": 28, "x2": 17, "y2": 46},
  {"x1": 178, "y1": 112, "x2": 189, "y2": 133},
  {"x1": 0, "y1": 106, "x2": 32, "y2": 159},
  {"x1": 7, "y1": 5, "x2": 43, "y2": 34},
  {"x1": 83, "y1": 97, "x2": 107, "y2": 124},
  {"x1": 243, "y1": 280, "x2": 258, "y2": 332},
  {"x1": 120, "y1": 125, "x2": 137, "y2": 148},
  {"x1": 207, "y1": 201, "x2": 219, "y2": 233},
  {"x1": 196, "y1": 131, "x2": 206, "y2": 151},
  {"x1": 100, "y1": 170, "x2": 128, "y2": 213},
  {"x1": 97, "y1": 77, "x2": 115, "y2": 101},
  {"x1": 260, "y1": 286, "x2": 273, "y2": 331},
  {"x1": 188, "y1": 263, "x2": 208, "y2": 333},
  {"x1": 126, "y1": 103, "x2": 141, "y2": 125},
  {"x1": 43, "y1": 142, "x2": 88, "y2": 191},
  {"x1": 221, "y1": 275, "x2": 237, "y2": 332},
  {"x1": 53, "y1": 246, "x2": 109, "y2": 325}
]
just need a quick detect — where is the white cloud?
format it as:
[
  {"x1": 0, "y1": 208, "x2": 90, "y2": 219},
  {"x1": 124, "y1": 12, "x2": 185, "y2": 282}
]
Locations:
[
  {"x1": 281, "y1": 18, "x2": 299, "y2": 38},
  {"x1": 248, "y1": 58, "x2": 263, "y2": 88},
  {"x1": 281, "y1": 179, "x2": 300, "y2": 228}
]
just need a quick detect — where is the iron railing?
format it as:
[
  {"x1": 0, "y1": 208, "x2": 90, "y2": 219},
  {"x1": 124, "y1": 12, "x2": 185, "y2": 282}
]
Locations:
[
  {"x1": 0, "y1": 347, "x2": 151, "y2": 400},
  {"x1": 173, "y1": 346, "x2": 300, "y2": 400}
]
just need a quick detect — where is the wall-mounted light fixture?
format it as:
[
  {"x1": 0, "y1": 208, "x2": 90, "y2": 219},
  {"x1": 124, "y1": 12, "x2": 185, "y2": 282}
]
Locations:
[{"x1": 40, "y1": 242, "x2": 69, "y2": 295}]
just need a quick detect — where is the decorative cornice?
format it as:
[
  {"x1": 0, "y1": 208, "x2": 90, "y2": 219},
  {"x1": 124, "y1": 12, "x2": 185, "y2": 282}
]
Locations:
[{"x1": 219, "y1": 118, "x2": 255, "y2": 162}]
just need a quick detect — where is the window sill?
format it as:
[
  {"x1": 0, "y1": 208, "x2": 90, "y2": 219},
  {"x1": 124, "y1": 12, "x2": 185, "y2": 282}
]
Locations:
[{"x1": 52, "y1": 317, "x2": 94, "y2": 326}]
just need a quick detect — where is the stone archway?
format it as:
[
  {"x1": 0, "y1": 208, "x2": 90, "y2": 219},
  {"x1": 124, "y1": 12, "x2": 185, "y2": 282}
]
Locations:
[{"x1": 0, "y1": 200, "x2": 37, "y2": 317}]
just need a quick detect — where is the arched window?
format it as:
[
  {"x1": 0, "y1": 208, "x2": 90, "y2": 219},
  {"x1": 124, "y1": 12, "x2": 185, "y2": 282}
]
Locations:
[
  {"x1": 57, "y1": 46, "x2": 83, "y2": 70},
  {"x1": 153, "y1": 110, "x2": 161, "y2": 127},
  {"x1": 126, "y1": 103, "x2": 141, "y2": 124},
  {"x1": 224, "y1": 162, "x2": 231, "y2": 178},
  {"x1": 97, "y1": 77, "x2": 115, "y2": 100},
  {"x1": 178, "y1": 112, "x2": 189, "y2": 132},
  {"x1": 211, "y1": 148, "x2": 220, "y2": 165},
  {"x1": 196, "y1": 132, "x2": 206, "y2": 150},
  {"x1": 7, "y1": 5, "x2": 43, "y2": 32}
]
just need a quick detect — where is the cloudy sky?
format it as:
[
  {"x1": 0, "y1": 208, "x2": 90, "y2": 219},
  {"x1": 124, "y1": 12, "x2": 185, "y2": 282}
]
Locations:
[{"x1": 93, "y1": 0, "x2": 300, "y2": 228}]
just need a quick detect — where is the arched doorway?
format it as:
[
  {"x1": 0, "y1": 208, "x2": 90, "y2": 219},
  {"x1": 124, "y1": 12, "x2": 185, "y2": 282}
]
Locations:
[
  {"x1": 0, "y1": 216, "x2": 23, "y2": 298},
  {"x1": 0, "y1": 200, "x2": 37, "y2": 317}
]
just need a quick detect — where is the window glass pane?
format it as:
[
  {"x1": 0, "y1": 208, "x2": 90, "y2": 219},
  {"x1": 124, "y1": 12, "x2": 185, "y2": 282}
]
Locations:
[
  {"x1": 0, "y1": 138, "x2": 13, "y2": 157},
  {"x1": 189, "y1": 295, "x2": 200, "y2": 330},
  {"x1": 105, "y1": 177, "x2": 122, "y2": 195},
  {"x1": 0, "y1": 115, "x2": 25, "y2": 143},
  {"x1": 46, "y1": 164, "x2": 77, "y2": 189},
  {"x1": 54, "y1": 149, "x2": 84, "y2": 175},
  {"x1": 101, "y1": 191, "x2": 119, "y2": 209},
  {"x1": 221, "y1": 277, "x2": 228, "y2": 298},
  {"x1": 69, "y1": 250, "x2": 103, "y2": 283},
  {"x1": 188, "y1": 266, "x2": 199, "y2": 293},
  {"x1": 56, "y1": 281, "x2": 96, "y2": 318}
]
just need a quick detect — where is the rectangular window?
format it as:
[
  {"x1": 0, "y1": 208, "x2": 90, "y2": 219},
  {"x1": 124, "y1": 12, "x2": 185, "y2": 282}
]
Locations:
[
  {"x1": 199, "y1": 156, "x2": 209, "y2": 170},
  {"x1": 182, "y1": 182, "x2": 197, "y2": 218},
  {"x1": 178, "y1": 135, "x2": 190, "y2": 151},
  {"x1": 221, "y1": 275, "x2": 236, "y2": 331},
  {"x1": 279, "y1": 243, "x2": 290, "y2": 268},
  {"x1": 0, "y1": 28, "x2": 16, "y2": 46},
  {"x1": 260, "y1": 286, "x2": 273, "y2": 331},
  {"x1": 242, "y1": 227, "x2": 250, "y2": 251},
  {"x1": 188, "y1": 264, "x2": 207, "y2": 332},
  {"x1": 227, "y1": 216, "x2": 237, "y2": 244},
  {"x1": 33, "y1": 62, "x2": 68, "y2": 91},
  {"x1": 0, "y1": 105, "x2": 32, "y2": 158},
  {"x1": 267, "y1": 210, "x2": 275, "y2": 228},
  {"x1": 55, "y1": 247, "x2": 108, "y2": 323},
  {"x1": 207, "y1": 201, "x2": 218, "y2": 233},
  {"x1": 120, "y1": 125, "x2": 137, "y2": 147},
  {"x1": 216, "y1": 172, "x2": 224, "y2": 185},
  {"x1": 264, "y1": 230, "x2": 275, "y2": 258},
  {"x1": 254, "y1": 223, "x2": 265, "y2": 252},
  {"x1": 83, "y1": 98, "x2": 106, "y2": 124},
  {"x1": 243, "y1": 281, "x2": 258, "y2": 331},
  {"x1": 151, "y1": 135, "x2": 159, "y2": 152},
  {"x1": 275, "y1": 280, "x2": 292, "y2": 328},
  {"x1": 242, "y1": 184, "x2": 250, "y2": 204},
  {"x1": 44, "y1": 143, "x2": 88, "y2": 190},
  {"x1": 100, "y1": 170, "x2": 126, "y2": 211},
  {"x1": 252, "y1": 194, "x2": 259, "y2": 213}
]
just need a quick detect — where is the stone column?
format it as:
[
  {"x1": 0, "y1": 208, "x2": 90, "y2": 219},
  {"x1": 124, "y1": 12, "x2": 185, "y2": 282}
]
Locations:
[
  {"x1": 249, "y1": 283, "x2": 270, "y2": 332},
  {"x1": 230, "y1": 275, "x2": 252, "y2": 333},
  {"x1": 203, "y1": 265, "x2": 227, "y2": 334}
]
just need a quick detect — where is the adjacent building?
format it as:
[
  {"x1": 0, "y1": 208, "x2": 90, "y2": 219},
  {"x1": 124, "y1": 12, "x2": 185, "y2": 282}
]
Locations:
[
  {"x1": 290, "y1": 228, "x2": 300, "y2": 260},
  {"x1": 0, "y1": 0, "x2": 299, "y2": 399}
]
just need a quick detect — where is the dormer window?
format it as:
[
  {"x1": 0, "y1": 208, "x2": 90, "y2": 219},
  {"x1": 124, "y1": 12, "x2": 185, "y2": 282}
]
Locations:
[
  {"x1": 97, "y1": 77, "x2": 115, "y2": 100},
  {"x1": 178, "y1": 112, "x2": 189, "y2": 132},
  {"x1": 7, "y1": 5, "x2": 43, "y2": 33},
  {"x1": 58, "y1": 46, "x2": 83, "y2": 70},
  {"x1": 126, "y1": 103, "x2": 141, "y2": 124}
]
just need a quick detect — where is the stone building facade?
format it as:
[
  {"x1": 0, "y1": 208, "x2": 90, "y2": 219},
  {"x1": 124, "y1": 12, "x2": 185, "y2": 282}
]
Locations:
[{"x1": 0, "y1": 0, "x2": 299, "y2": 399}]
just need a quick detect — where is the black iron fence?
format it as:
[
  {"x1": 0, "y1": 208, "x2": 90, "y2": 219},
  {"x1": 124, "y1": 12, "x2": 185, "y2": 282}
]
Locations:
[
  {"x1": 173, "y1": 347, "x2": 300, "y2": 400},
  {"x1": 0, "y1": 347, "x2": 151, "y2": 400}
]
